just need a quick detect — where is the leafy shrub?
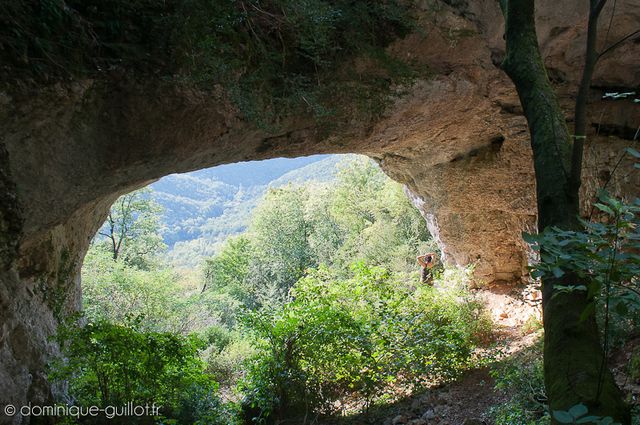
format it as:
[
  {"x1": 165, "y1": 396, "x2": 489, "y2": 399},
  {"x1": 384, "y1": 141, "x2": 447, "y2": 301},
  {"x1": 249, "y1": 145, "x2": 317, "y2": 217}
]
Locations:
[
  {"x1": 239, "y1": 263, "x2": 491, "y2": 421},
  {"x1": 552, "y1": 403, "x2": 624, "y2": 425},
  {"x1": 525, "y1": 191, "x2": 639, "y2": 297},
  {"x1": 525, "y1": 190, "x2": 640, "y2": 352},
  {"x1": 200, "y1": 324, "x2": 234, "y2": 353},
  {"x1": 207, "y1": 336, "x2": 256, "y2": 386},
  {"x1": 50, "y1": 319, "x2": 234, "y2": 424},
  {"x1": 81, "y1": 247, "x2": 186, "y2": 332}
]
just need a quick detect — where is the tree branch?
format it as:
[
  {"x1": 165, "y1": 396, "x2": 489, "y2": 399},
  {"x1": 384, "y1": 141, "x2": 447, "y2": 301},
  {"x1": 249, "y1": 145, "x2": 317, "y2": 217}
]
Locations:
[
  {"x1": 598, "y1": 29, "x2": 640, "y2": 59},
  {"x1": 621, "y1": 284, "x2": 640, "y2": 299},
  {"x1": 593, "y1": 0, "x2": 608, "y2": 17},
  {"x1": 570, "y1": 0, "x2": 608, "y2": 197}
]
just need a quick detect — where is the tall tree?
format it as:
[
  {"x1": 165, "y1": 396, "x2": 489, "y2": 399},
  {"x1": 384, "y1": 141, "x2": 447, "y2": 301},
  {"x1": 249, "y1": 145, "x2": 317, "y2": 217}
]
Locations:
[
  {"x1": 499, "y1": 0, "x2": 630, "y2": 421},
  {"x1": 248, "y1": 186, "x2": 314, "y2": 304},
  {"x1": 98, "y1": 188, "x2": 165, "y2": 268}
]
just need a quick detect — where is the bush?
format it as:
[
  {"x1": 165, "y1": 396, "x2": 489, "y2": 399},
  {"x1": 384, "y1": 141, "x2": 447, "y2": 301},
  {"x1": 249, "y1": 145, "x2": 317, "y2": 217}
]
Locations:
[
  {"x1": 239, "y1": 263, "x2": 492, "y2": 422},
  {"x1": 50, "y1": 318, "x2": 233, "y2": 424},
  {"x1": 82, "y1": 247, "x2": 187, "y2": 332},
  {"x1": 207, "y1": 336, "x2": 256, "y2": 386},
  {"x1": 525, "y1": 191, "x2": 640, "y2": 345},
  {"x1": 200, "y1": 324, "x2": 234, "y2": 352}
]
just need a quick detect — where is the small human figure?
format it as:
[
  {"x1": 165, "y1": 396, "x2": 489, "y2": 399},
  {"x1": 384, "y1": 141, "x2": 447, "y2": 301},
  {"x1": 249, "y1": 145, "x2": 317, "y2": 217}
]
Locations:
[{"x1": 417, "y1": 252, "x2": 437, "y2": 285}]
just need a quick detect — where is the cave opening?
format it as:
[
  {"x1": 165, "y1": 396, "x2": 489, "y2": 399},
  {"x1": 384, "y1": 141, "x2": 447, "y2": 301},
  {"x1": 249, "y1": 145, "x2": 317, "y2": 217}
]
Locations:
[
  {"x1": 79, "y1": 152, "x2": 437, "y2": 330},
  {"x1": 62, "y1": 152, "x2": 474, "y2": 422}
]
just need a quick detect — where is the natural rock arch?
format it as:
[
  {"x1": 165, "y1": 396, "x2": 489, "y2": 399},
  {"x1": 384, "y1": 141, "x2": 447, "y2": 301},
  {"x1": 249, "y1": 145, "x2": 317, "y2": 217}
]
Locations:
[{"x1": 1, "y1": 0, "x2": 638, "y2": 418}]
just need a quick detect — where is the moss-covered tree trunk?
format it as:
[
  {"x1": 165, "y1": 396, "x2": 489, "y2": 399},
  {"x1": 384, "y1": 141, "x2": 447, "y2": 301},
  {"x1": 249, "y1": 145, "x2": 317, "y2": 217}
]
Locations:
[{"x1": 499, "y1": 0, "x2": 630, "y2": 422}]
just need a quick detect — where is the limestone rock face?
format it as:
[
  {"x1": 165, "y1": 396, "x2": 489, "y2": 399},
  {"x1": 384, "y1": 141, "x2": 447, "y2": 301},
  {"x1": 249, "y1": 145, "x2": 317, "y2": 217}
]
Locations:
[
  {"x1": 373, "y1": 70, "x2": 539, "y2": 283},
  {"x1": 0, "y1": 0, "x2": 639, "y2": 419}
]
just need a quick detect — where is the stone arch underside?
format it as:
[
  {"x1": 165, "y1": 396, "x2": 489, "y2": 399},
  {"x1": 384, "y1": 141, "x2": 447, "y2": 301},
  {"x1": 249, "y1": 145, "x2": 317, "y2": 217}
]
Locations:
[{"x1": 1, "y1": 0, "x2": 639, "y2": 415}]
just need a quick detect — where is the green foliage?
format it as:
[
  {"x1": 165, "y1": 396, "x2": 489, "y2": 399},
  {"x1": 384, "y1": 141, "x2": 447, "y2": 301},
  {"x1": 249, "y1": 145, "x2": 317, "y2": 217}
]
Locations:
[
  {"x1": 525, "y1": 146, "x2": 640, "y2": 308},
  {"x1": 195, "y1": 159, "x2": 443, "y2": 421},
  {"x1": 50, "y1": 318, "x2": 236, "y2": 424},
  {"x1": 82, "y1": 187, "x2": 233, "y2": 335},
  {"x1": 239, "y1": 263, "x2": 490, "y2": 420},
  {"x1": 81, "y1": 245, "x2": 199, "y2": 333},
  {"x1": 85, "y1": 198, "x2": 242, "y2": 335},
  {"x1": 248, "y1": 186, "x2": 314, "y2": 303},
  {"x1": 521, "y1": 149, "x2": 640, "y2": 420},
  {"x1": 202, "y1": 157, "x2": 431, "y2": 312},
  {"x1": 629, "y1": 347, "x2": 640, "y2": 383},
  {"x1": 75, "y1": 157, "x2": 480, "y2": 423},
  {"x1": 552, "y1": 404, "x2": 621, "y2": 425},
  {"x1": 207, "y1": 335, "x2": 256, "y2": 386},
  {"x1": 78, "y1": 186, "x2": 249, "y2": 422},
  {"x1": 329, "y1": 159, "x2": 432, "y2": 275},
  {"x1": 524, "y1": 191, "x2": 640, "y2": 342},
  {"x1": 525, "y1": 192, "x2": 639, "y2": 293},
  {"x1": 95, "y1": 188, "x2": 166, "y2": 270},
  {"x1": 176, "y1": 0, "x2": 418, "y2": 124},
  {"x1": 155, "y1": 155, "x2": 347, "y2": 268},
  {"x1": 204, "y1": 236, "x2": 253, "y2": 306}
]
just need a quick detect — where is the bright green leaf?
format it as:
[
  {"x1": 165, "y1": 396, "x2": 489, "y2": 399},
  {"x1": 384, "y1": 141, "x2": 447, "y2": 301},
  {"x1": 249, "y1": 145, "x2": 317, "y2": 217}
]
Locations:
[
  {"x1": 594, "y1": 203, "x2": 615, "y2": 216},
  {"x1": 579, "y1": 303, "x2": 596, "y2": 322}
]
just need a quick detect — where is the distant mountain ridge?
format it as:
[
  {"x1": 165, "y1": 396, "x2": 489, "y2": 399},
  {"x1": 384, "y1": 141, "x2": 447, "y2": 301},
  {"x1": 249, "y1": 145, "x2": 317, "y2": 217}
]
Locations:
[{"x1": 150, "y1": 154, "x2": 354, "y2": 268}]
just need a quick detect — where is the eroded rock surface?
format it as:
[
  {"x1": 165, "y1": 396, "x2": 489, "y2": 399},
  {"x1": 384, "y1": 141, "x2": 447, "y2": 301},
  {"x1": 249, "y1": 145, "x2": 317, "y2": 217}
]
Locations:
[{"x1": 1, "y1": 0, "x2": 639, "y2": 420}]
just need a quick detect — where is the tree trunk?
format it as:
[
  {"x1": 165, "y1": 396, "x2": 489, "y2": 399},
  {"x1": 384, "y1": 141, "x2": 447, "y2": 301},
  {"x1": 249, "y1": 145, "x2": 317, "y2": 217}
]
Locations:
[{"x1": 500, "y1": 0, "x2": 629, "y2": 422}]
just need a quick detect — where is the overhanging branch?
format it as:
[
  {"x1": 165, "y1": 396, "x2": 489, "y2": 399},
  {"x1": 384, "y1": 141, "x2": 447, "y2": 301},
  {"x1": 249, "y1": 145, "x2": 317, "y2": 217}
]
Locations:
[{"x1": 598, "y1": 29, "x2": 640, "y2": 59}]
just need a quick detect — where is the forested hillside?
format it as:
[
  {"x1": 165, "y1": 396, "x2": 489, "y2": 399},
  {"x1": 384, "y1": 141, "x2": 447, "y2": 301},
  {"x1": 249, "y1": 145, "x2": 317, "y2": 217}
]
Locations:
[{"x1": 151, "y1": 155, "x2": 347, "y2": 267}]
